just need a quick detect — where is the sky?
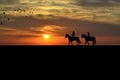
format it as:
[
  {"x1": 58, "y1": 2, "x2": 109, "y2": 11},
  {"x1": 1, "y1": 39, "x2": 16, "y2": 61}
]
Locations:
[{"x1": 0, "y1": 0, "x2": 120, "y2": 45}]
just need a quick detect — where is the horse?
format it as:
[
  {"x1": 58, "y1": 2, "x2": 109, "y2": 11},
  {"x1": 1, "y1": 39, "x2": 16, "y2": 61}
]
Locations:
[
  {"x1": 81, "y1": 34, "x2": 96, "y2": 46},
  {"x1": 65, "y1": 34, "x2": 81, "y2": 45}
]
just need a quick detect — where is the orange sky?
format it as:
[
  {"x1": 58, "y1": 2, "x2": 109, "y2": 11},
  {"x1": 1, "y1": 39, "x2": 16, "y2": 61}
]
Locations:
[
  {"x1": 0, "y1": 0, "x2": 120, "y2": 45},
  {"x1": 1, "y1": 34, "x2": 120, "y2": 45}
]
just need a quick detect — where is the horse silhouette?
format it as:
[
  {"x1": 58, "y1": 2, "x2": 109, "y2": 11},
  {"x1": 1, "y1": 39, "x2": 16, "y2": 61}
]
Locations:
[
  {"x1": 81, "y1": 34, "x2": 96, "y2": 46},
  {"x1": 65, "y1": 34, "x2": 81, "y2": 45}
]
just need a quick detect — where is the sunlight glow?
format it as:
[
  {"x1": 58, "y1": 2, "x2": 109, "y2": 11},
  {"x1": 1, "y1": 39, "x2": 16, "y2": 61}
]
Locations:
[{"x1": 43, "y1": 34, "x2": 50, "y2": 39}]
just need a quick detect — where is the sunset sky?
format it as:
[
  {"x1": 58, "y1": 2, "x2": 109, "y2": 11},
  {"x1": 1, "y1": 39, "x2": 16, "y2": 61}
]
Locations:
[{"x1": 0, "y1": 0, "x2": 120, "y2": 45}]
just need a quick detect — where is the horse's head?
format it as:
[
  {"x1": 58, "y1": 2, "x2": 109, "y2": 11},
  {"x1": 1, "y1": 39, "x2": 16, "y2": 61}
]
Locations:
[
  {"x1": 81, "y1": 34, "x2": 86, "y2": 38},
  {"x1": 65, "y1": 34, "x2": 69, "y2": 38}
]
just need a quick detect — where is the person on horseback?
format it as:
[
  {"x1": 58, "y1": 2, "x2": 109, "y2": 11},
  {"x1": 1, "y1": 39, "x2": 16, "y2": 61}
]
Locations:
[
  {"x1": 72, "y1": 31, "x2": 75, "y2": 38},
  {"x1": 87, "y1": 32, "x2": 90, "y2": 37}
]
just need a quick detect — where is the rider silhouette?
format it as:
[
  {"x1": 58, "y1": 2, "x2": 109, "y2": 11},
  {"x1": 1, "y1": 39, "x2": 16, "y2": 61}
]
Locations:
[
  {"x1": 72, "y1": 31, "x2": 75, "y2": 37},
  {"x1": 87, "y1": 32, "x2": 90, "y2": 37}
]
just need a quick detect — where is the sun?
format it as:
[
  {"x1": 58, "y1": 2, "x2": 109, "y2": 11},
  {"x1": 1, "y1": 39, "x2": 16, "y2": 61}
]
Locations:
[{"x1": 43, "y1": 34, "x2": 50, "y2": 39}]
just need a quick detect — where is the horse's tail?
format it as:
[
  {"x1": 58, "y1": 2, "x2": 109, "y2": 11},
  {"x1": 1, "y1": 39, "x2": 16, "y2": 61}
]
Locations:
[
  {"x1": 94, "y1": 38, "x2": 96, "y2": 44},
  {"x1": 78, "y1": 38, "x2": 81, "y2": 43}
]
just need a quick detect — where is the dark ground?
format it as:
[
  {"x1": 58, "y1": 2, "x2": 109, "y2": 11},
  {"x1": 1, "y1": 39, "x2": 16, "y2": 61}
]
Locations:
[
  {"x1": 0, "y1": 45, "x2": 119, "y2": 53},
  {"x1": 0, "y1": 45, "x2": 119, "y2": 69}
]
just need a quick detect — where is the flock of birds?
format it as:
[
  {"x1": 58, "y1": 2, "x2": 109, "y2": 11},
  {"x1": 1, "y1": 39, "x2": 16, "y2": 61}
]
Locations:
[
  {"x1": 0, "y1": 8, "x2": 36, "y2": 25},
  {"x1": 0, "y1": 7, "x2": 98, "y2": 25}
]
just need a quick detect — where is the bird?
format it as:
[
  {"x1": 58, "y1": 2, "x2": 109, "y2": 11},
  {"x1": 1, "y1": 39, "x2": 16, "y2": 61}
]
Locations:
[{"x1": 0, "y1": 21, "x2": 3, "y2": 24}]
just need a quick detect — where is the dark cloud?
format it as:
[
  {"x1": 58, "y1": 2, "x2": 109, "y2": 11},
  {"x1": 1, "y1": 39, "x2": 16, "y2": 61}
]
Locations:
[
  {"x1": 75, "y1": 0, "x2": 120, "y2": 7},
  {"x1": 1, "y1": 15, "x2": 120, "y2": 37},
  {"x1": 0, "y1": 0, "x2": 19, "y2": 4}
]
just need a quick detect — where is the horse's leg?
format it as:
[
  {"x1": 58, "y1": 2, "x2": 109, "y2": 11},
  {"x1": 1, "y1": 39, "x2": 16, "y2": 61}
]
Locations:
[
  {"x1": 88, "y1": 42, "x2": 90, "y2": 46},
  {"x1": 77, "y1": 40, "x2": 80, "y2": 45},
  {"x1": 79, "y1": 39, "x2": 81, "y2": 45},
  {"x1": 94, "y1": 39, "x2": 96, "y2": 45},
  {"x1": 68, "y1": 41, "x2": 70, "y2": 45},
  {"x1": 77, "y1": 41, "x2": 80, "y2": 45},
  {"x1": 77, "y1": 41, "x2": 79, "y2": 45},
  {"x1": 78, "y1": 42, "x2": 80, "y2": 46},
  {"x1": 76, "y1": 40, "x2": 78, "y2": 45},
  {"x1": 71, "y1": 41, "x2": 73, "y2": 45},
  {"x1": 92, "y1": 43, "x2": 94, "y2": 46},
  {"x1": 77, "y1": 42, "x2": 78, "y2": 45},
  {"x1": 85, "y1": 42, "x2": 87, "y2": 46},
  {"x1": 92, "y1": 41, "x2": 95, "y2": 46}
]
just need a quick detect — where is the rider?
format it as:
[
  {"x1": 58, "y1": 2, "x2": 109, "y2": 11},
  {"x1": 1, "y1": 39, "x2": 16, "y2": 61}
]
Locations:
[
  {"x1": 72, "y1": 31, "x2": 75, "y2": 37},
  {"x1": 87, "y1": 32, "x2": 90, "y2": 37}
]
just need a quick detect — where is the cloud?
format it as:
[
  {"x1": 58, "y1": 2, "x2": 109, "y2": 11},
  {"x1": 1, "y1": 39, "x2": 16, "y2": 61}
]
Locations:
[
  {"x1": 0, "y1": 15, "x2": 120, "y2": 37},
  {"x1": 75, "y1": 0, "x2": 120, "y2": 7},
  {"x1": 0, "y1": 0, "x2": 19, "y2": 4},
  {"x1": 0, "y1": 0, "x2": 120, "y2": 8}
]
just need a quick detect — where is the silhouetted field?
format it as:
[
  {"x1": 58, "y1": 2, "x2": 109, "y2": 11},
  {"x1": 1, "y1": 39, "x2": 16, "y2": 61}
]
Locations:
[
  {"x1": 0, "y1": 45, "x2": 119, "y2": 62},
  {"x1": 0, "y1": 45, "x2": 119, "y2": 52}
]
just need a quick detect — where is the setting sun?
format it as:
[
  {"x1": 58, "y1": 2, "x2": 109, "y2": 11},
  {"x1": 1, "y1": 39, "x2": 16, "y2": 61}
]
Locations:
[{"x1": 43, "y1": 34, "x2": 50, "y2": 39}]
